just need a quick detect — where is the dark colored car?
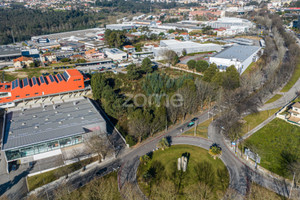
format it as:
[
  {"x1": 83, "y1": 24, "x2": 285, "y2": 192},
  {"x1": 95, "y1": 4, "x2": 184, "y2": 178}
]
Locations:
[{"x1": 191, "y1": 117, "x2": 198, "y2": 122}]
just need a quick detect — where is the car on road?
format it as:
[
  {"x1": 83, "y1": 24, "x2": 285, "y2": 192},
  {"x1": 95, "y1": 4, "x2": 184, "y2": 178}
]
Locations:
[
  {"x1": 107, "y1": 67, "x2": 112, "y2": 70},
  {"x1": 187, "y1": 122, "x2": 195, "y2": 128},
  {"x1": 113, "y1": 70, "x2": 118, "y2": 74},
  {"x1": 191, "y1": 117, "x2": 198, "y2": 122}
]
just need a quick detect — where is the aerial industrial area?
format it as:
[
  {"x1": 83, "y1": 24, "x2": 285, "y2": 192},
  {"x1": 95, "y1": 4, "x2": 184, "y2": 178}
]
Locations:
[{"x1": 0, "y1": 0, "x2": 300, "y2": 199}]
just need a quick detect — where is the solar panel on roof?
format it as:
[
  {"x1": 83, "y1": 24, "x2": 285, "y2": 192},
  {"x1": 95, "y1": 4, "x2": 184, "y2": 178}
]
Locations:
[
  {"x1": 32, "y1": 77, "x2": 37, "y2": 85},
  {"x1": 12, "y1": 80, "x2": 16, "y2": 89},
  {"x1": 63, "y1": 71, "x2": 69, "y2": 80},
  {"x1": 57, "y1": 74, "x2": 63, "y2": 82},
  {"x1": 49, "y1": 75, "x2": 54, "y2": 82},
  {"x1": 39, "y1": 76, "x2": 45, "y2": 84},
  {"x1": 23, "y1": 78, "x2": 29, "y2": 87}
]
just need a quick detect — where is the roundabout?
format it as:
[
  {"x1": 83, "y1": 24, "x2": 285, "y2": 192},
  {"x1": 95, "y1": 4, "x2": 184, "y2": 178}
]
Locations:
[{"x1": 136, "y1": 144, "x2": 229, "y2": 199}]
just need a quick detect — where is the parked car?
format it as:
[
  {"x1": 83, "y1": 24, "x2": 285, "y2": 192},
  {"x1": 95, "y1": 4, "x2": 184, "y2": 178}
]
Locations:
[
  {"x1": 187, "y1": 122, "x2": 195, "y2": 128},
  {"x1": 191, "y1": 117, "x2": 198, "y2": 122},
  {"x1": 113, "y1": 70, "x2": 118, "y2": 74}
]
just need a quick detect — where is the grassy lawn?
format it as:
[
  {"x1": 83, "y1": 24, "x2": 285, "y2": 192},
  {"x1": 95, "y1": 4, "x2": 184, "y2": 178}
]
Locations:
[
  {"x1": 281, "y1": 63, "x2": 300, "y2": 92},
  {"x1": 247, "y1": 183, "x2": 286, "y2": 200},
  {"x1": 244, "y1": 118, "x2": 300, "y2": 178},
  {"x1": 137, "y1": 145, "x2": 229, "y2": 199},
  {"x1": 2, "y1": 71, "x2": 17, "y2": 82},
  {"x1": 265, "y1": 94, "x2": 283, "y2": 104},
  {"x1": 183, "y1": 118, "x2": 212, "y2": 138},
  {"x1": 241, "y1": 108, "x2": 279, "y2": 136},
  {"x1": 27, "y1": 157, "x2": 97, "y2": 191}
]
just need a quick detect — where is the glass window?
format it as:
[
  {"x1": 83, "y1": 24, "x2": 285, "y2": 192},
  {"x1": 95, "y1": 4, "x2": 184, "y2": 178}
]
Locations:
[
  {"x1": 47, "y1": 140, "x2": 59, "y2": 150},
  {"x1": 35, "y1": 143, "x2": 48, "y2": 153},
  {"x1": 59, "y1": 137, "x2": 72, "y2": 147},
  {"x1": 71, "y1": 135, "x2": 82, "y2": 145},
  {"x1": 6, "y1": 150, "x2": 21, "y2": 161},
  {"x1": 20, "y1": 146, "x2": 34, "y2": 157}
]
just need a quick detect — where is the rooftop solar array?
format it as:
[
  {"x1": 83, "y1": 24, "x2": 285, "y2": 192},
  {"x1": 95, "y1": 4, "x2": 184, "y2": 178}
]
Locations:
[
  {"x1": 39, "y1": 76, "x2": 45, "y2": 84},
  {"x1": 63, "y1": 71, "x2": 70, "y2": 81},
  {"x1": 57, "y1": 74, "x2": 63, "y2": 82},
  {"x1": 49, "y1": 75, "x2": 55, "y2": 82},
  {"x1": 32, "y1": 77, "x2": 37, "y2": 86},
  {"x1": 2, "y1": 98, "x2": 106, "y2": 150},
  {"x1": 23, "y1": 78, "x2": 29, "y2": 87}
]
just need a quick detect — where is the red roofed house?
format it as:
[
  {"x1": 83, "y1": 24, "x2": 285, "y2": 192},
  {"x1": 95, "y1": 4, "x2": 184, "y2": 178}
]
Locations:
[
  {"x1": 123, "y1": 45, "x2": 136, "y2": 53},
  {"x1": 180, "y1": 32, "x2": 190, "y2": 41},
  {"x1": 85, "y1": 48, "x2": 105, "y2": 60},
  {"x1": 13, "y1": 56, "x2": 34, "y2": 68},
  {"x1": 0, "y1": 69, "x2": 89, "y2": 108}
]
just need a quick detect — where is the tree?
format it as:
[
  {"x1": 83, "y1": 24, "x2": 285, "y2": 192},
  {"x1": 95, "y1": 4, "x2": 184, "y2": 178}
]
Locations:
[
  {"x1": 91, "y1": 73, "x2": 107, "y2": 100},
  {"x1": 222, "y1": 65, "x2": 240, "y2": 90},
  {"x1": 164, "y1": 50, "x2": 178, "y2": 66},
  {"x1": 60, "y1": 57, "x2": 70, "y2": 62},
  {"x1": 184, "y1": 182, "x2": 214, "y2": 200},
  {"x1": 196, "y1": 60, "x2": 209, "y2": 72},
  {"x1": 141, "y1": 57, "x2": 153, "y2": 74},
  {"x1": 182, "y1": 49, "x2": 187, "y2": 56},
  {"x1": 194, "y1": 161, "x2": 215, "y2": 187},
  {"x1": 203, "y1": 64, "x2": 218, "y2": 82},
  {"x1": 151, "y1": 180, "x2": 177, "y2": 200},
  {"x1": 128, "y1": 109, "x2": 152, "y2": 143},
  {"x1": 127, "y1": 64, "x2": 141, "y2": 80},
  {"x1": 187, "y1": 60, "x2": 196, "y2": 70},
  {"x1": 157, "y1": 137, "x2": 170, "y2": 150},
  {"x1": 208, "y1": 143, "x2": 222, "y2": 159},
  {"x1": 85, "y1": 132, "x2": 112, "y2": 162}
]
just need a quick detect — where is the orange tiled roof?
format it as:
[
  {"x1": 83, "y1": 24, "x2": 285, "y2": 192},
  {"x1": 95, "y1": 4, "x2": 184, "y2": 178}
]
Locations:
[
  {"x1": 85, "y1": 49, "x2": 97, "y2": 55},
  {"x1": 13, "y1": 56, "x2": 33, "y2": 62},
  {"x1": 124, "y1": 45, "x2": 135, "y2": 49}
]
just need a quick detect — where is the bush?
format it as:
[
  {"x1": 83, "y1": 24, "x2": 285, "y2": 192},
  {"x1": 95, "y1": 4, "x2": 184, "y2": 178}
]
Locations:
[{"x1": 126, "y1": 135, "x2": 137, "y2": 147}]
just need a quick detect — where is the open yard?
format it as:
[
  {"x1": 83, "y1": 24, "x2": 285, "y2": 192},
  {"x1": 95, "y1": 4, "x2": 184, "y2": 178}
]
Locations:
[
  {"x1": 137, "y1": 145, "x2": 229, "y2": 199},
  {"x1": 183, "y1": 118, "x2": 212, "y2": 138},
  {"x1": 244, "y1": 118, "x2": 300, "y2": 178},
  {"x1": 241, "y1": 108, "x2": 279, "y2": 136}
]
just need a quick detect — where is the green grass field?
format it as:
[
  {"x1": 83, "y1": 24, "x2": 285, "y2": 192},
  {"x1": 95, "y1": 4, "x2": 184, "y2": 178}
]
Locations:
[
  {"x1": 183, "y1": 118, "x2": 212, "y2": 138},
  {"x1": 245, "y1": 118, "x2": 300, "y2": 178},
  {"x1": 27, "y1": 157, "x2": 97, "y2": 191},
  {"x1": 137, "y1": 145, "x2": 229, "y2": 199},
  {"x1": 281, "y1": 63, "x2": 300, "y2": 92},
  {"x1": 265, "y1": 94, "x2": 283, "y2": 104},
  {"x1": 241, "y1": 108, "x2": 279, "y2": 136}
]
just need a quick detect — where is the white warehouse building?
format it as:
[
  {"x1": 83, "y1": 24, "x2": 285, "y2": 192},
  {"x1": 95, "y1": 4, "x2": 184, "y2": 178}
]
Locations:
[
  {"x1": 153, "y1": 40, "x2": 222, "y2": 60},
  {"x1": 209, "y1": 45, "x2": 261, "y2": 74},
  {"x1": 104, "y1": 48, "x2": 128, "y2": 61}
]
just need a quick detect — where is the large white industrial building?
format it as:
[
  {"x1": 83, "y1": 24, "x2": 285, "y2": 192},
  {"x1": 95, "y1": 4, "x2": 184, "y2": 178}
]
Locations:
[
  {"x1": 153, "y1": 40, "x2": 222, "y2": 60},
  {"x1": 209, "y1": 45, "x2": 261, "y2": 74}
]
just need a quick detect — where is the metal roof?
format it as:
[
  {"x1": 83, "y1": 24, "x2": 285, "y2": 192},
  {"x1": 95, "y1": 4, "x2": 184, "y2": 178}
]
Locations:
[
  {"x1": 2, "y1": 98, "x2": 106, "y2": 150},
  {"x1": 212, "y1": 45, "x2": 261, "y2": 62}
]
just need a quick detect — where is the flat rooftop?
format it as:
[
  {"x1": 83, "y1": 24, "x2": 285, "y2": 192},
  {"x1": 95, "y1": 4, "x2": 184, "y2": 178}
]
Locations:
[
  {"x1": 212, "y1": 45, "x2": 261, "y2": 62},
  {"x1": 2, "y1": 98, "x2": 106, "y2": 151},
  {"x1": 0, "y1": 45, "x2": 21, "y2": 57},
  {"x1": 160, "y1": 40, "x2": 220, "y2": 49}
]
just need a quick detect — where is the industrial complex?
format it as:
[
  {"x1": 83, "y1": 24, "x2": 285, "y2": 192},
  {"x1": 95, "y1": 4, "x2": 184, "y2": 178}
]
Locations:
[{"x1": 1, "y1": 98, "x2": 107, "y2": 171}]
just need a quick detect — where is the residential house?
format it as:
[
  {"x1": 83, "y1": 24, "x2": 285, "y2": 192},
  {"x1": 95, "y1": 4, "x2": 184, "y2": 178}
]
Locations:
[
  {"x1": 41, "y1": 53, "x2": 57, "y2": 63},
  {"x1": 13, "y1": 56, "x2": 33, "y2": 68},
  {"x1": 288, "y1": 102, "x2": 300, "y2": 124},
  {"x1": 85, "y1": 49, "x2": 105, "y2": 60},
  {"x1": 180, "y1": 32, "x2": 190, "y2": 41},
  {"x1": 123, "y1": 45, "x2": 136, "y2": 53}
]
